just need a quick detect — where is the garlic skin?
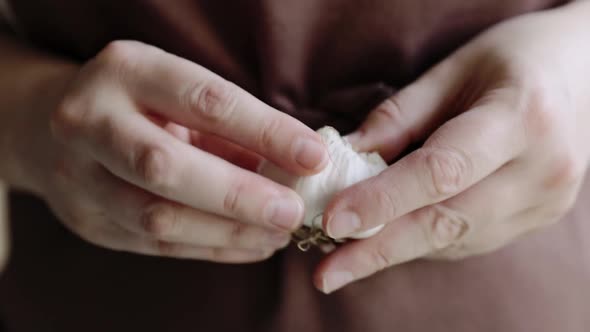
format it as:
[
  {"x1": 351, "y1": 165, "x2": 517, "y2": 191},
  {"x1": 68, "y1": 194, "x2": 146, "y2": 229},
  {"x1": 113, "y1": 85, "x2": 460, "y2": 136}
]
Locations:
[{"x1": 258, "y1": 126, "x2": 387, "y2": 240}]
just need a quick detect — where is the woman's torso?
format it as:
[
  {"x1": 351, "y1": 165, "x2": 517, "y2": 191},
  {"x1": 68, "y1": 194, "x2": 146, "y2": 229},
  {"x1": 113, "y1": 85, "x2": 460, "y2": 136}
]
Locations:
[{"x1": 2, "y1": 1, "x2": 589, "y2": 331}]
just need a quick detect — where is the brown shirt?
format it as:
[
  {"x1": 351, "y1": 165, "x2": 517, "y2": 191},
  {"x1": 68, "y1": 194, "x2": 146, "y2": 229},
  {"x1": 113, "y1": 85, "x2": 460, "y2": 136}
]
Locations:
[{"x1": 2, "y1": 1, "x2": 590, "y2": 331}]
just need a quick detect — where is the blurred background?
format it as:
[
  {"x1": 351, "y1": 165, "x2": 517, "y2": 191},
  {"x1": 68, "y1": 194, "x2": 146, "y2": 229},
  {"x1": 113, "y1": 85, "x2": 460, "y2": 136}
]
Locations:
[{"x1": 0, "y1": 181, "x2": 7, "y2": 271}]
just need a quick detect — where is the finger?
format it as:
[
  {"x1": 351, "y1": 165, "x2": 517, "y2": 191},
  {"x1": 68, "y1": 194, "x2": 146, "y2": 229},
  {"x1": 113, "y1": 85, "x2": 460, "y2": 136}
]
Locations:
[
  {"x1": 427, "y1": 203, "x2": 564, "y2": 261},
  {"x1": 346, "y1": 54, "x2": 468, "y2": 161},
  {"x1": 145, "y1": 122, "x2": 264, "y2": 172},
  {"x1": 315, "y1": 164, "x2": 527, "y2": 293},
  {"x1": 93, "y1": 222, "x2": 274, "y2": 263},
  {"x1": 324, "y1": 103, "x2": 526, "y2": 239},
  {"x1": 146, "y1": 117, "x2": 192, "y2": 144},
  {"x1": 149, "y1": 116, "x2": 263, "y2": 170},
  {"x1": 86, "y1": 166, "x2": 292, "y2": 249},
  {"x1": 163, "y1": 122, "x2": 191, "y2": 143},
  {"x1": 137, "y1": 203, "x2": 292, "y2": 249},
  {"x1": 105, "y1": 41, "x2": 327, "y2": 174},
  {"x1": 52, "y1": 94, "x2": 305, "y2": 232},
  {"x1": 190, "y1": 131, "x2": 262, "y2": 172}
]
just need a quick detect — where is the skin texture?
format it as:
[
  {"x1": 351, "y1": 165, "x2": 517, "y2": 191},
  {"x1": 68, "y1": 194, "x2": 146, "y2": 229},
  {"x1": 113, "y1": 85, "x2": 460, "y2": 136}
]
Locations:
[
  {"x1": 0, "y1": 0, "x2": 588, "y2": 296},
  {"x1": 317, "y1": 1, "x2": 590, "y2": 293},
  {"x1": 0, "y1": 35, "x2": 329, "y2": 264}
]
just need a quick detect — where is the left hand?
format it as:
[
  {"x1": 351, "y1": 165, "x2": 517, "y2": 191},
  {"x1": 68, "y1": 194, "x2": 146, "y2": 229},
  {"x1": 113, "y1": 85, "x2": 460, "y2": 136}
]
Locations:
[{"x1": 315, "y1": 1, "x2": 590, "y2": 293}]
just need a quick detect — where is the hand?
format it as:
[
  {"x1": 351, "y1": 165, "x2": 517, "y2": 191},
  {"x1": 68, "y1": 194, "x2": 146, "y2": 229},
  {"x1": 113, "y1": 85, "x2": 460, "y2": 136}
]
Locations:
[
  {"x1": 12, "y1": 40, "x2": 328, "y2": 263},
  {"x1": 315, "y1": 2, "x2": 590, "y2": 292}
]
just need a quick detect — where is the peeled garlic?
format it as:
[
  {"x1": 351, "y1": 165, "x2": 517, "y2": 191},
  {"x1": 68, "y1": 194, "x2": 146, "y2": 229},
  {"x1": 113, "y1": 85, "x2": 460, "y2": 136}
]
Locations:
[{"x1": 258, "y1": 126, "x2": 387, "y2": 240}]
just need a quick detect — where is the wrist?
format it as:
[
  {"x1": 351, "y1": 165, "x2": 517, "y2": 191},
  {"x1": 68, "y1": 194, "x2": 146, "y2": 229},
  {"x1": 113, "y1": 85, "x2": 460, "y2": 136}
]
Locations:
[{"x1": 0, "y1": 62, "x2": 78, "y2": 194}]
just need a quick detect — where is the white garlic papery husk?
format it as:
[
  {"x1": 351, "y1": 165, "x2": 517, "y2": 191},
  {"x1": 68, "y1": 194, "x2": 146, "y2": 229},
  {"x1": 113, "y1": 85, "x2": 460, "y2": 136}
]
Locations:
[{"x1": 258, "y1": 126, "x2": 387, "y2": 240}]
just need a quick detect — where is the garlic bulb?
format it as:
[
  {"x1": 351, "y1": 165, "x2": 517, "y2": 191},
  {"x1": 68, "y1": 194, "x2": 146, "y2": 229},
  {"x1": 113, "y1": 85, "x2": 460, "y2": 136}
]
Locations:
[{"x1": 258, "y1": 126, "x2": 387, "y2": 240}]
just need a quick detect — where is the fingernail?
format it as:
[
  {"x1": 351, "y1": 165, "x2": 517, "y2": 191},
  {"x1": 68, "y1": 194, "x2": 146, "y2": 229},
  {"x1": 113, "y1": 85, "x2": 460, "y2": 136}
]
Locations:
[
  {"x1": 264, "y1": 195, "x2": 303, "y2": 231},
  {"x1": 293, "y1": 137, "x2": 328, "y2": 171},
  {"x1": 327, "y1": 210, "x2": 361, "y2": 239},
  {"x1": 269, "y1": 231, "x2": 292, "y2": 248},
  {"x1": 321, "y1": 270, "x2": 354, "y2": 294}
]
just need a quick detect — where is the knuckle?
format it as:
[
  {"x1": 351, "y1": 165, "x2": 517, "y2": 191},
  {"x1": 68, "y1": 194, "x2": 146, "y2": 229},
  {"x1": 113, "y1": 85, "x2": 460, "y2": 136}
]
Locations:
[
  {"x1": 374, "y1": 97, "x2": 408, "y2": 130},
  {"x1": 185, "y1": 79, "x2": 238, "y2": 125},
  {"x1": 421, "y1": 147, "x2": 472, "y2": 198},
  {"x1": 256, "y1": 116, "x2": 283, "y2": 152},
  {"x1": 369, "y1": 243, "x2": 394, "y2": 271},
  {"x1": 223, "y1": 179, "x2": 247, "y2": 217},
  {"x1": 366, "y1": 184, "x2": 399, "y2": 222},
  {"x1": 50, "y1": 96, "x2": 89, "y2": 141},
  {"x1": 100, "y1": 40, "x2": 140, "y2": 66},
  {"x1": 97, "y1": 115, "x2": 124, "y2": 151},
  {"x1": 98, "y1": 40, "x2": 145, "y2": 84},
  {"x1": 421, "y1": 206, "x2": 469, "y2": 250},
  {"x1": 134, "y1": 146, "x2": 175, "y2": 191},
  {"x1": 141, "y1": 203, "x2": 179, "y2": 238},
  {"x1": 521, "y1": 84, "x2": 560, "y2": 140},
  {"x1": 227, "y1": 222, "x2": 247, "y2": 244},
  {"x1": 372, "y1": 96, "x2": 416, "y2": 143},
  {"x1": 543, "y1": 152, "x2": 584, "y2": 190}
]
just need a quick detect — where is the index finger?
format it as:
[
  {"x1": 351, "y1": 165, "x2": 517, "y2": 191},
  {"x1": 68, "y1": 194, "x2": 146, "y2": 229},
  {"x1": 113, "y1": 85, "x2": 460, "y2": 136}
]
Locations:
[
  {"x1": 103, "y1": 41, "x2": 327, "y2": 175},
  {"x1": 324, "y1": 104, "x2": 526, "y2": 239}
]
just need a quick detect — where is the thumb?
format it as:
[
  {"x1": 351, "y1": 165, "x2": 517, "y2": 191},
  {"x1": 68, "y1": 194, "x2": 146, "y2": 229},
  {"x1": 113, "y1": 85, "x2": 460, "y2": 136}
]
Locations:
[{"x1": 346, "y1": 56, "x2": 467, "y2": 162}]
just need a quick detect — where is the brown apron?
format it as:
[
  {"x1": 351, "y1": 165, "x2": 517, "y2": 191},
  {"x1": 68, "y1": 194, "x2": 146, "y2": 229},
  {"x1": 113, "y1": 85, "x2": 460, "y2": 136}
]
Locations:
[{"x1": 2, "y1": 1, "x2": 589, "y2": 331}]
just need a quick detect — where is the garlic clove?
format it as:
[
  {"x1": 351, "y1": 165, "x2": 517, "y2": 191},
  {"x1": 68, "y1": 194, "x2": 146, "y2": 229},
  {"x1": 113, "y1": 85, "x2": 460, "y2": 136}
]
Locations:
[{"x1": 259, "y1": 126, "x2": 388, "y2": 242}]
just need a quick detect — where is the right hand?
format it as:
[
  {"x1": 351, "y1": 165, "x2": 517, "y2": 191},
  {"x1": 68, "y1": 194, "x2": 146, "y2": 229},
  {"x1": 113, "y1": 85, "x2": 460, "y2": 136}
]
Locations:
[{"x1": 15, "y1": 40, "x2": 328, "y2": 263}]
